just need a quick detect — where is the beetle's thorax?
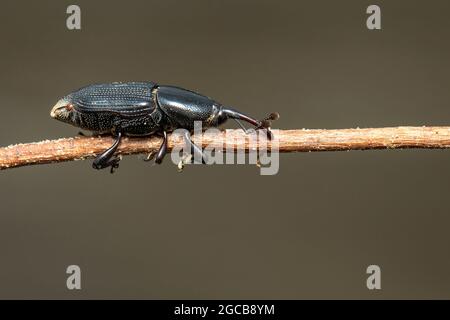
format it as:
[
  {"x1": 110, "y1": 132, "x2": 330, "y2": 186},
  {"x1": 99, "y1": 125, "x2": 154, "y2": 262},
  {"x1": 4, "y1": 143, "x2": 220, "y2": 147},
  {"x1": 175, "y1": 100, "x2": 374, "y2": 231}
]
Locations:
[{"x1": 155, "y1": 85, "x2": 224, "y2": 131}]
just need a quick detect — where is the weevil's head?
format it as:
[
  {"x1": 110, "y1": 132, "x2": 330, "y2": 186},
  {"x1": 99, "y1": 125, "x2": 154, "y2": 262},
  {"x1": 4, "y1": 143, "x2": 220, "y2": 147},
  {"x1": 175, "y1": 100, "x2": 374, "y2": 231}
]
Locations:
[{"x1": 50, "y1": 96, "x2": 76, "y2": 124}]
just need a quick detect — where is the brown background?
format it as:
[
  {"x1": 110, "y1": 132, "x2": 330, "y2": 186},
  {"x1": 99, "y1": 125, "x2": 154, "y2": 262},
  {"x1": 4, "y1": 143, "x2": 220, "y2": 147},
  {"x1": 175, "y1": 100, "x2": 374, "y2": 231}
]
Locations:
[{"x1": 0, "y1": 0, "x2": 449, "y2": 299}]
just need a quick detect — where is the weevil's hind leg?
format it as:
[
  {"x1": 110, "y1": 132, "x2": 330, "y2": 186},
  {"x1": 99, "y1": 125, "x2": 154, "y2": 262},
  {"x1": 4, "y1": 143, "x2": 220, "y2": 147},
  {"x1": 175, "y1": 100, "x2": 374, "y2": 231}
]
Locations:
[
  {"x1": 92, "y1": 131, "x2": 122, "y2": 173},
  {"x1": 184, "y1": 131, "x2": 207, "y2": 164},
  {"x1": 155, "y1": 131, "x2": 168, "y2": 164}
]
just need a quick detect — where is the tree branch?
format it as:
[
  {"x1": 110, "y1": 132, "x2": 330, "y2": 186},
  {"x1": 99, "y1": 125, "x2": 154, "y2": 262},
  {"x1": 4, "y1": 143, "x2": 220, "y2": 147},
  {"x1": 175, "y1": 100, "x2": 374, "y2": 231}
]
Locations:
[{"x1": 1, "y1": 127, "x2": 450, "y2": 170}]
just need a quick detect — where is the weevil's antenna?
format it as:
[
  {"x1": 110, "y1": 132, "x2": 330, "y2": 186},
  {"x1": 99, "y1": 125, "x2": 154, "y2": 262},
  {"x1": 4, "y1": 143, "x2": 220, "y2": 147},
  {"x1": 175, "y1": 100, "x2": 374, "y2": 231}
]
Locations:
[
  {"x1": 256, "y1": 112, "x2": 279, "y2": 140},
  {"x1": 256, "y1": 112, "x2": 280, "y2": 129}
]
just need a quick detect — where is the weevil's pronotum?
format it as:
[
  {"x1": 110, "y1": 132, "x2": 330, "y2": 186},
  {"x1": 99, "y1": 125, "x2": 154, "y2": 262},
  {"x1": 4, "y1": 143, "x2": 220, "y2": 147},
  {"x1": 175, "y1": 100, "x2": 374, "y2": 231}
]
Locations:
[{"x1": 50, "y1": 82, "x2": 279, "y2": 172}]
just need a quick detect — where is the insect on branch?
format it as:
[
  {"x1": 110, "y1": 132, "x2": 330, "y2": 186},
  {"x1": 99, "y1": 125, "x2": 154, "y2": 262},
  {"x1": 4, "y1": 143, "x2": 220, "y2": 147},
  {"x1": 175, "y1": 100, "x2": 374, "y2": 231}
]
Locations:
[{"x1": 1, "y1": 126, "x2": 450, "y2": 170}]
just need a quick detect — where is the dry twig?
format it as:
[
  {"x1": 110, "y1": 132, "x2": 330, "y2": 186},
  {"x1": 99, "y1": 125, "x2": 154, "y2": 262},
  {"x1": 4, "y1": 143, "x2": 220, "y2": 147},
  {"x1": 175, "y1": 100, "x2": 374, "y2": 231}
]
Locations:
[{"x1": 1, "y1": 127, "x2": 450, "y2": 170}]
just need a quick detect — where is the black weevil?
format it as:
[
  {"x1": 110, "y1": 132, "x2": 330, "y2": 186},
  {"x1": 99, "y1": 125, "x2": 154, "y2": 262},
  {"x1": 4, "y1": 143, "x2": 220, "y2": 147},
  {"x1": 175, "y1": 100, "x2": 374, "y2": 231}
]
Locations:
[{"x1": 50, "y1": 82, "x2": 279, "y2": 172}]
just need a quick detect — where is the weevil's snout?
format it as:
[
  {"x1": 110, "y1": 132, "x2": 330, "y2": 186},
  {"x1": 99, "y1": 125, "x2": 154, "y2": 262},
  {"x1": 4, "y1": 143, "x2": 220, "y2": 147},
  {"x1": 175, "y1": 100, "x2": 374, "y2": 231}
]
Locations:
[
  {"x1": 50, "y1": 98, "x2": 74, "y2": 121},
  {"x1": 216, "y1": 108, "x2": 229, "y2": 126}
]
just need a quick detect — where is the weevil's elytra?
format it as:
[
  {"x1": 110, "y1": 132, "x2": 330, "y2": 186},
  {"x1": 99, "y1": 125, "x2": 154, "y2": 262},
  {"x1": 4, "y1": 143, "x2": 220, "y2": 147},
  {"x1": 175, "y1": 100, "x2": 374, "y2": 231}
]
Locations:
[{"x1": 50, "y1": 81, "x2": 279, "y2": 173}]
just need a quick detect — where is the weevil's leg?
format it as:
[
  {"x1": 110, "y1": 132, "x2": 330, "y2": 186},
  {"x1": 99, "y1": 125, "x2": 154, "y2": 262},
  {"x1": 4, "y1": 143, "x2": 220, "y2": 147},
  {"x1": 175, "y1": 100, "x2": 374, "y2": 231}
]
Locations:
[
  {"x1": 184, "y1": 131, "x2": 207, "y2": 164},
  {"x1": 143, "y1": 131, "x2": 168, "y2": 163},
  {"x1": 155, "y1": 131, "x2": 168, "y2": 164},
  {"x1": 92, "y1": 131, "x2": 122, "y2": 173},
  {"x1": 143, "y1": 150, "x2": 157, "y2": 162}
]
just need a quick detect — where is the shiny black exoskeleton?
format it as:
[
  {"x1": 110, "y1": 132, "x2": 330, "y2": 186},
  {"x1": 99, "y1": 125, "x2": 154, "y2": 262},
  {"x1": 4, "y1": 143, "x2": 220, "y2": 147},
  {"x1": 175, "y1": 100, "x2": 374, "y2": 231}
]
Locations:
[{"x1": 51, "y1": 82, "x2": 278, "y2": 172}]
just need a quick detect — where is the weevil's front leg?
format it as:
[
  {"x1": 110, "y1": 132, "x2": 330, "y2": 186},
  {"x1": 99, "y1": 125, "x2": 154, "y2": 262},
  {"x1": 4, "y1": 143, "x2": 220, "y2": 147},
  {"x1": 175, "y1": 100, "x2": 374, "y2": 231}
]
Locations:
[
  {"x1": 92, "y1": 131, "x2": 122, "y2": 173},
  {"x1": 155, "y1": 131, "x2": 168, "y2": 164},
  {"x1": 184, "y1": 131, "x2": 207, "y2": 164}
]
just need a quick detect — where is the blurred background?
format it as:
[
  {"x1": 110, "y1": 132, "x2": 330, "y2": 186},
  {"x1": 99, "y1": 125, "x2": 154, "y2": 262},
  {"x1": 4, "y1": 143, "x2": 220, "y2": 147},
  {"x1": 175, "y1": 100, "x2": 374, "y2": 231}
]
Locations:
[{"x1": 0, "y1": 0, "x2": 449, "y2": 298}]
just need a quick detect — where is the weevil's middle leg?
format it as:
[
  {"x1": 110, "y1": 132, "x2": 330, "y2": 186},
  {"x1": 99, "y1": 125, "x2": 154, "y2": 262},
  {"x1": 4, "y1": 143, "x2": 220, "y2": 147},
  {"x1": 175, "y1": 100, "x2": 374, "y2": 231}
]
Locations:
[
  {"x1": 92, "y1": 131, "x2": 122, "y2": 173},
  {"x1": 144, "y1": 131, "x2": 168, "y2": 164}
]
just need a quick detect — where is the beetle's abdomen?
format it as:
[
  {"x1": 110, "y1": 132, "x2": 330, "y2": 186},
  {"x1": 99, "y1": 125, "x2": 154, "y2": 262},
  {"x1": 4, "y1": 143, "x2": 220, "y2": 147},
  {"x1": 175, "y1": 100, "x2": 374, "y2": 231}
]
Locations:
[{"x1": 69, "y1": 82, "x2": 157, "y2": 118}]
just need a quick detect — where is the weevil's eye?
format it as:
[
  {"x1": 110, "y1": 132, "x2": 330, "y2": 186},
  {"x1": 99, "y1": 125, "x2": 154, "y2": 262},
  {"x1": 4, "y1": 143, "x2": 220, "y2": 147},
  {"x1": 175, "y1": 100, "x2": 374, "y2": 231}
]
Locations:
[{"x1": 64, "y1": 104, "x2": 74, "y2": 111}]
